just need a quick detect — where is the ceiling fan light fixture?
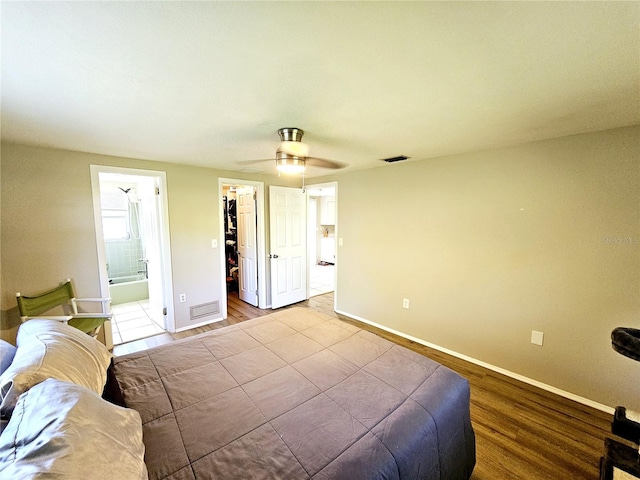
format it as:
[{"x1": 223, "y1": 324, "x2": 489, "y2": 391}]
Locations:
[
  {"x1": 279, "y1": 140, "x2": 309, "y2": 157},
  {"x1": 276, "y1": 150, "x2": 306, "y2": 174}
]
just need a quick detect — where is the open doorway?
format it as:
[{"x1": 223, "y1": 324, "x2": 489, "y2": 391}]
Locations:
[
  {"x1": 306, "y1": 182, "x2": 337, "y2": 297},
  {"x1": 219, "y1": 179, "x2": 267, "y2": 315},
  {"x1": 91, "y1": 166, "x2": 174, "y2": 347}
]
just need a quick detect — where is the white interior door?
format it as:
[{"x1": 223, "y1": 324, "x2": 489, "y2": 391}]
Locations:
[
  {"x1": 269, "y1": 186, "x2": 307, "y2": 309},
  {"x1": 237, "y1": 186, "x2": 258, "y2": 306}
]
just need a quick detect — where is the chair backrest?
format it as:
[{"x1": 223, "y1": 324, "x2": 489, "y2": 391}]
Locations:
[{"x1": 16, "y1": 280, "x2": 75, "y2": 318}]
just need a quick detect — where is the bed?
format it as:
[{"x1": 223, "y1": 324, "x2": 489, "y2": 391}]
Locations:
[
  {"x1": 0, "y1": 307, "x2": 475, "y2": 480},
  {"x1": 110, "y1": 307, "x2": 475, "y2": 479}
]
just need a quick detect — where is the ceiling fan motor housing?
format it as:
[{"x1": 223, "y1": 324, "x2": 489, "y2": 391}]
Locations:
[
  {"x1": 276, "y1": 151, "x2": 305, "y2": 167},
  {"x1": 278, "y1": 128, "x2": 304, "y2": 142}
]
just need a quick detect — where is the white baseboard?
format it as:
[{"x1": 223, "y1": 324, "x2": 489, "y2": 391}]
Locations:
[{"x1": 335, "y1": 309, "x2": 615, "y2": 415}]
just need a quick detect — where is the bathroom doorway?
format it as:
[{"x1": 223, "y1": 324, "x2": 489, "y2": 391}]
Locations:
[{"x1": 91, "y1": 166, "x2": 174, "y2": 347}]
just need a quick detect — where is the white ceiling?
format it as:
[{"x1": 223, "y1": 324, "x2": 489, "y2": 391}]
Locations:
[{"x1": 2, "y1": 2, "x2": 639, "y2": 177}]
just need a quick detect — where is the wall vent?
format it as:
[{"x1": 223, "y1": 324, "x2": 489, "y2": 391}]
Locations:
[
  {"x1": 190, "y1": 300, "x2": 220, "y2": 320},
  {"x1": 382, "y1": 155, "x2": 410, "y2": 163}
]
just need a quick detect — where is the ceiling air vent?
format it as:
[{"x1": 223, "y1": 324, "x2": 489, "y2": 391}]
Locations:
[{"x1": 382, "y1": 155, "x2": 410, "y2": 163}]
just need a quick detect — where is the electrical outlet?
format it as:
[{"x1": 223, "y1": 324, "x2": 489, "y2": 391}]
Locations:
[
  {"x1": 179, "y1": 293, "x2": 187, "y2": 303},
  {"x1": 531, "y1": 330, "x2": 544, "y2": 346},
  {"x1": 402, "y1": 298, "x2": 410, "y2": 309}
]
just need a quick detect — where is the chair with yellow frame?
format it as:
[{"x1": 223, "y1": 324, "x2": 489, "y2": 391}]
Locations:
[{"x1": 16, "y1": 279, "x2": 112, "y2": 337}]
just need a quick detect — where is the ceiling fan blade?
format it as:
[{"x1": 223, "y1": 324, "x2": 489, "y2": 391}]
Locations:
[
  {"x1": 305, "y1": 157, "x2": 346, "y2": 170},
  {"x1": 236, "y1": 158, "x2": 275, "y2": 166},
  {"x1": 238, "y1": 157, "x2": 345, "y2": 170}
]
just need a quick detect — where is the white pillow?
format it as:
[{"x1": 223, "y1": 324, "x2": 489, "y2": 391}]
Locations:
[
  {"x1": 0, "y1": 378, "x2": 147, "y2": 480},
  {"x1": 0, "y1": 319, "x2": 112, "y2": 416},
  {"x1": 0, "y1": 340, "x2": 16, "y2": 375}
]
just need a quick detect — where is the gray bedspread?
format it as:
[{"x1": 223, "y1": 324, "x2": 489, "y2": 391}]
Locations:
[{"x1": 111, "y1": 308, "x2": 475, "y2": 480}]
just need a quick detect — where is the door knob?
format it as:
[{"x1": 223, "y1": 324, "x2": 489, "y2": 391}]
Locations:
[{"x1": 269, "y1": 254, "x2": 279, "y2": 259}]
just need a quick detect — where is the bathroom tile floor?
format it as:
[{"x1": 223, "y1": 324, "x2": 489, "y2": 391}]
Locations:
[
  {"x1": 309, "y1": 263, "x2": 334, "y2": 297},
  {"x1": 110, "y1": 300, "x2": 165, "y2": 345}
]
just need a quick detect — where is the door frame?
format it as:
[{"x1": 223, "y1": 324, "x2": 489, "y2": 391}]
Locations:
[
  {"x1": 305, "y1": 180, "x2": 338, "y2": 310},
  {"x1": 90, "y1": 165, "x2": 175, "y2": 334},
  {"x1": 218, "y1": 178, "x2": 267, "y2": 313}
]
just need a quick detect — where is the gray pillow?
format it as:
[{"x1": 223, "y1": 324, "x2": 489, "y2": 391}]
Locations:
[
  {"x1": 0, "y1": 319, "x2": 112, "y2": 416},
  {"x1": 0, "y1": 340, "x2": 16, "y2": 375},
  {"x1": 0, "y1": 378, "x2": 147, "y2": 480}
]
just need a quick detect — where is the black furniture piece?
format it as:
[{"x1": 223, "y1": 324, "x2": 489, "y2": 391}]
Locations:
[{"x1": 600, "y1": 328, "x2": 640, "y2": 480}]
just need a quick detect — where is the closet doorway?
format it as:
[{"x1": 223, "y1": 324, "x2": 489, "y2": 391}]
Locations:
[
  {"x1": 306, "y1": 182, "x2": 337, "y2": 297},
  {"x1": 219, "y1": 179, "x2": 267, "y2": 315}
]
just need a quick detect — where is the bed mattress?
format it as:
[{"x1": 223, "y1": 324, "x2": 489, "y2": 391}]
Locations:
[{"x1": 109, "y1": 308, "x2": 475, "y2": 479}]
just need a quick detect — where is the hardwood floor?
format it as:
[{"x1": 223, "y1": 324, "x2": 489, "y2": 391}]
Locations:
[{"x1": 113, "y1": 292, "x2": 630, "y2": 480}]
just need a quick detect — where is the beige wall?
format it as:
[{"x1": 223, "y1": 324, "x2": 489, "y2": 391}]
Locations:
[
  {"x1": 0, "y1": 144, "x2": 296, "y2": 342},
  {"x1": 2, "y1": 127, "x2": 638, "y2": 411},
  {"x1": 334, "y1": 126, "x2": 639, "y2": 411}
]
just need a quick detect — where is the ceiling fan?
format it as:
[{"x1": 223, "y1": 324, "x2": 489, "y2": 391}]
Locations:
[{"x1": 241, "y1": 128, "x2": 346, "y2": 174}]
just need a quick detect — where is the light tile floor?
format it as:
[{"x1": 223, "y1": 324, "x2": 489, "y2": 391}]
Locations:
[
  {"x1": 112, "y1": 266, "x2": 332, "y2": 346},
  {"x1": 110, "y1": 300, "x2": 165, "y2": 345},
  {"x1": 309, "y1": 263, "x2": 335, "y2": 297}
]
